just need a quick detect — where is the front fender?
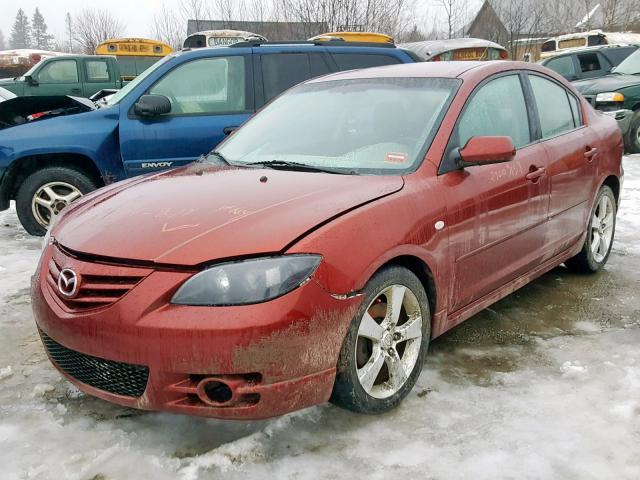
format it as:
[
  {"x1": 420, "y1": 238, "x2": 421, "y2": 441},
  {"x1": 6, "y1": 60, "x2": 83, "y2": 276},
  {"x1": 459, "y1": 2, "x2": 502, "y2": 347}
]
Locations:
[{"x1": 287, "y1": 177, "x2": 448, "y2": 314}]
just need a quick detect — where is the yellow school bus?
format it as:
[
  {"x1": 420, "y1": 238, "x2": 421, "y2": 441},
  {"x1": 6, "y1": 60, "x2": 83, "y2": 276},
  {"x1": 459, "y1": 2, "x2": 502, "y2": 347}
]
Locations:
[
  {"x1": 308, "y1": 32, "x2": 395, "y2": 44},
  {"x1": 95, "y1": 38, "x2": 173, "y2": 80}
]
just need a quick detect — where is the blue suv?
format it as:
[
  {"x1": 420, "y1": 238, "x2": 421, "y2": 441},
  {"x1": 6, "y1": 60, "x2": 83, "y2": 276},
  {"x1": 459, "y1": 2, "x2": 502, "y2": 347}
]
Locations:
[{"x1": 0, "y1": 41, "x2": 418, "y2": 234}]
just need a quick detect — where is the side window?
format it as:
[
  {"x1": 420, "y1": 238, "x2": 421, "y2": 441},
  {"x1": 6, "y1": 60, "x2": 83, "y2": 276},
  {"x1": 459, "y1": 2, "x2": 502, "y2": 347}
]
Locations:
[
  {"x1": 309, "y1": 53, "x2": 332, "y2": 77},
  {"x1": 577, "y1": 52, "x2": 603, "y2": 77},
  {"x1": 567, "y1": 92, "x2": 582, "y2": 126},
  {"x1": 149, "y1": 56, "x2": 246, "y2": 115},
  {"x1": 85, "y1": 60, "x2": 110, "y2": 82},
  {"x1": 261, "y1": 53, "x2": 312, "y2": 103},
  {"x1": 529, "y1": 75, "x2": 577, "y2": 138},
  {"x1": 605, "y1": 46, "x2": 637, "y2": 66},
  {"x1": 333, "y1": 53, "x2": 401, "y2": 71},
  {"x1": 38, "y1": 60, "x2": 78, "y2": 83},
  {"x1": 458, "y1": 75, "x2": 531, "y2": 149},
  {"x1": 545, "y1": 55, "x2": 576, "y2": 79}
]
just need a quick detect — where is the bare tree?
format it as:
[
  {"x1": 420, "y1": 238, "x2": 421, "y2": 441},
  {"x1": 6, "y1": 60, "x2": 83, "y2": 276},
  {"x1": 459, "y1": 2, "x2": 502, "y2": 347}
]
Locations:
[
  {"x1": 437, "y1": 0, "x2": 467, "y2": 39},
  {"x1": 181, "y1": 0, "x2": 208, "y2": 33},
  {"x1": 73, "y1": 9, "x2": 125, "y2": 54},
  {"x1": 152, "y1": 4, "x2": 184, "y2": 49}
]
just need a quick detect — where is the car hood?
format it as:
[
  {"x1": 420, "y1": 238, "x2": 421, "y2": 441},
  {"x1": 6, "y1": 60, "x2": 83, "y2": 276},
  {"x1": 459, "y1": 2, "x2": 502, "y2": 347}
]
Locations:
[
  {"x1": 574, "y1": 73, "x2": 640, "y2": 94},
  {"x1": 0, "y1": 95, "x2": 95, "y2": 130},
  {"x1": 54, "y1": 163, "x2": 404, "y2": 266}
]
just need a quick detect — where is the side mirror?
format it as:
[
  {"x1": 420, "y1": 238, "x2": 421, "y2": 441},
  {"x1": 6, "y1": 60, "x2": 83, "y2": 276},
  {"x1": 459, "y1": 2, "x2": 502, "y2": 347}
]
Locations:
[
  {"x1": 457, "y1": 136, "x2": 516, "y2": 168},
  {"x1": 24, "y1": 75, "x2": 38, "y2": 86},
  {"x1": 134, "y1": 94, "x2": 171, "y2": 117}
]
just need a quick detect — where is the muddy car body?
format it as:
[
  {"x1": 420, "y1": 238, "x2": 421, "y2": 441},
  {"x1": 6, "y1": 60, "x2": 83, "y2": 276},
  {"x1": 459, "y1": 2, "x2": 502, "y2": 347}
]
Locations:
[{"x1": 32, "y1": 61, "x2": 623, "y2": 420}]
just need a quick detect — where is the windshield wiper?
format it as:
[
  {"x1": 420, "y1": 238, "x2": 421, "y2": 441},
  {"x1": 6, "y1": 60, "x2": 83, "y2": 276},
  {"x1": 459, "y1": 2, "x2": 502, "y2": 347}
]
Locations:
[{"x1": 245, "y1": 160, "x2": 355, "y2": 175}]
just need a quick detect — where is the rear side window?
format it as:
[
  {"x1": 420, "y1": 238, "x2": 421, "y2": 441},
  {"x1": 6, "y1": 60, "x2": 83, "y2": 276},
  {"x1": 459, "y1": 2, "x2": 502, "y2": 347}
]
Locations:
[
  {"x1": 541, "y1": 40, "x2": 556, "y2": 52},
  {"x1": 567, "y1": 93, "x2": 582, "y2": 126},
  {"x1": 332, "y1": 53, "x2": 401, "y2": 71},
  {"x1": 261, "y1": 53, "x2": 331, "y2": 103},
  {"x1": 38, "y1": 60, "x2": 78, "y2": 83},
  {"x1": 545, "y1": 55, "x2": 576, "y2": 79},
  {"x1": 529, "y1": 75, "x2": 577, "y2": 138},
  {"x1": 86, "y1": 60, "x2": 110, "y2": 82},
  {"x1": 458, "y1": 75, "x2": 531, "y2": 149},
  {"x1": 149, "y1": 56, "x2": 247, "y2": 115},
  {"x1": 577, "y1": 52, "x2": 603, "y2": 74}
]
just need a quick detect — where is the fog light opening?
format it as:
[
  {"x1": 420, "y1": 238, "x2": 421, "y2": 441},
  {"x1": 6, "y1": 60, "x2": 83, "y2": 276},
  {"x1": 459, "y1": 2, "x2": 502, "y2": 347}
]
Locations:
[{"x1": 201, "y1": 380, "x2": 233, "y2": 404}]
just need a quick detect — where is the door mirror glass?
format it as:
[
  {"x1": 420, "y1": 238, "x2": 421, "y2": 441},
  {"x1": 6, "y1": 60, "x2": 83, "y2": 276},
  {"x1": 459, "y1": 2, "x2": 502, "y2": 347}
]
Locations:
[
  {"x1": 24, "y1": 75, "x2": 38, "y2": 86},
  {"x1": 458, "y1": 136, "x2": 516, "y2": 167},
  {"x1": 134, "y1": 94, "x2": 171, "y2": 117}
]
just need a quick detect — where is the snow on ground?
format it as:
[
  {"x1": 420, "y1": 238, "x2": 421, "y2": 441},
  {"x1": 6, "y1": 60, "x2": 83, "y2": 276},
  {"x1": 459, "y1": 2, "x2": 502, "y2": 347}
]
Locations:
[{"x1": 1, "y1": 157, "x2": 639, "y2": 480}]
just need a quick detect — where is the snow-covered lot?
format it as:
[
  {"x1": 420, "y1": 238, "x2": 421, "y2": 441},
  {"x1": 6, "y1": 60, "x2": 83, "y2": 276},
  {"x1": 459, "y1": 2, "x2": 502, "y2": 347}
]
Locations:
[{"x1": 1, "y1": 157, "x2": 639, "y2": 480}]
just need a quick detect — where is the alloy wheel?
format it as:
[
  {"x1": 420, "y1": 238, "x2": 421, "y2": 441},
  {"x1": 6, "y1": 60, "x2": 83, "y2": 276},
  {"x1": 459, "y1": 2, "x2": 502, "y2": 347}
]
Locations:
[
  {"x1": 356, "y1": 284, "x2": 423, "y2": 399},
  {"x1": 590, "y1": 194, "x2": 614, "y2": 263},
  {"x1": 31, "y1": 181, "x2": 82, "y2": 229}
]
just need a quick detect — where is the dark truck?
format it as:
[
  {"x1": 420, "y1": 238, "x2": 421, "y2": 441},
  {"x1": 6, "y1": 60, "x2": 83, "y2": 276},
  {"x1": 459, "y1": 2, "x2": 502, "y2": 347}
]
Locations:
[
  {"x1": 0, "y1": 55, "x2": 125, "y2": 98},
  {"x1": 573, "y1": 47, "x2": 640, "y2": 153},
  {"x1": 0, "y1": 41, "x2": 418, "y2": 235}
]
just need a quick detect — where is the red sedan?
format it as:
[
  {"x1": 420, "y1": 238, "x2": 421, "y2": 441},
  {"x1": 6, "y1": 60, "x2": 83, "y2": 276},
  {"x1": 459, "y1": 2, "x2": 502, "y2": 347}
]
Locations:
[{"x1": 32, "y1": 61, "x2": 623, "y2": 419}]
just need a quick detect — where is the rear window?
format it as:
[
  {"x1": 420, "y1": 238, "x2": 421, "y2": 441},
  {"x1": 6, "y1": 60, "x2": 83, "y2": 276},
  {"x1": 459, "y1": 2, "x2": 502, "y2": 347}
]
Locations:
[
  {"x1": 541, "y1": 40, "x2": 556, "y2": 52},
  {"x1": 332, "y1": 53, "x2": 401, "y2": 71}
]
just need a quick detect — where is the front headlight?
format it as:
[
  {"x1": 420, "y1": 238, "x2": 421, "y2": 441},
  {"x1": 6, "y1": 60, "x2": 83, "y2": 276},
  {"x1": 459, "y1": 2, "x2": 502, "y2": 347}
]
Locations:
[
  {"x1": 171, "y1": 255, "x2": 322, "y2": 306},
  {"x1": 596, "y1": 92, "x2": 624, "y2": 103}
]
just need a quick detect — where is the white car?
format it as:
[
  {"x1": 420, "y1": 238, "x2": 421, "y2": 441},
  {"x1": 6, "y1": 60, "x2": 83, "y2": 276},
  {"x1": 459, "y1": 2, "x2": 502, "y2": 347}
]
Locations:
[{"x1": 0, "y1": 86, "x2": 16, "y2": 102}]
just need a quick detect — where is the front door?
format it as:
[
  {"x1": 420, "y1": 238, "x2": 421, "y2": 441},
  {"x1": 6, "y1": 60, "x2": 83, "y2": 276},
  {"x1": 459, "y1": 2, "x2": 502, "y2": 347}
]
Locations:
[
  {"x1": 441, "y1": 73, "x2": 550, "y2": 312},
  {"x1": 28, "y1": 59, "x2": 81, "y2": 96},
  {"x1": 118, "y1": 53, "x2": 253, "y2": 177}
]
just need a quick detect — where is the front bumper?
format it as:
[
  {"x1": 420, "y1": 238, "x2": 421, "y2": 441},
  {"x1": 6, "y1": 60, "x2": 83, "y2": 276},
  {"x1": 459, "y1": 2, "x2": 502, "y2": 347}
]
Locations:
[
  {"x1": 599, "y1": 108, "x2": 633, "y2": 136},
  {"x1": 32, "y1": 244, "x2": 360, "y2": 419}
]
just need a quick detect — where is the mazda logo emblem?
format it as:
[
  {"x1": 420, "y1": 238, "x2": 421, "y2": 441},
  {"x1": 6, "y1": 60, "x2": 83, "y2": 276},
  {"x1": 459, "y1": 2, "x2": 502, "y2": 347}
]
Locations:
[{"x1": 58, "y1": 268, "x2": 79, "y2": 298}]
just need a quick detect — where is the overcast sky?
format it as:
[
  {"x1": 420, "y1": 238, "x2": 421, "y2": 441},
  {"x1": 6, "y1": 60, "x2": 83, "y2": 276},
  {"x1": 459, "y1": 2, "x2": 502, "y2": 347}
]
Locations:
[
  {"x1": 1, "y1": 1, "x2": 480, "y2": 47},
  {"x1": 1, "y1": 0, "x2": 162, "y2": 42}
]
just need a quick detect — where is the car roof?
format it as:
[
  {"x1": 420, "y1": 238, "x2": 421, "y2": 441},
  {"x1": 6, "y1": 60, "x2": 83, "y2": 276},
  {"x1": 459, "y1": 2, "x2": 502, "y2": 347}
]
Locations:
[
  {"x1": 399, "y1": 38, "x2": 506, "y2": 60},
  {"x1": 305, "y1": 60, "x2": 522, "y2": 83}
]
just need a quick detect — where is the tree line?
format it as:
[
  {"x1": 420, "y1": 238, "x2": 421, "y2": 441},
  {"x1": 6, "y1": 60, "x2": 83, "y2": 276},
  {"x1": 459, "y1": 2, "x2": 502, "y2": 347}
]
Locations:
[{"x1": 2, "y1": 7, "x2": 124, "y2": 54}]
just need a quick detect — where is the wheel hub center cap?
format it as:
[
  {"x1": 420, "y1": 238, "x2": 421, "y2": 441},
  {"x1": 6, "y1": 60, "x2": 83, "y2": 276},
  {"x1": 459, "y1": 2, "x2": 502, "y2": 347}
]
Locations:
[{"x1": 381, "y1": 333, "x2": 394, "y2": 349}]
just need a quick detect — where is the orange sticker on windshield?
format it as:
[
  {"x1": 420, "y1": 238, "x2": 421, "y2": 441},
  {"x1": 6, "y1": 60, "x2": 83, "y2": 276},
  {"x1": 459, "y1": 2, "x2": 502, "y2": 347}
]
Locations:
[{"x1": 385, "y1": 152, "x2": 408, "y2": 164}]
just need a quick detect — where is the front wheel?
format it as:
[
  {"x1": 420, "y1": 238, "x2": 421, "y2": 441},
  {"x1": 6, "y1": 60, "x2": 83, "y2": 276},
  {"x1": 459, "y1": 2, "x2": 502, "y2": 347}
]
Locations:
[
  {"x1": 565, "y1": 185, "x2": 617, "y2": 273},
  {"x1": 331, "y1": 266, "x2": 430, "y2": 414},
  {"x1": 15, "y1": 167, "x2": 98, "y2": 236}
]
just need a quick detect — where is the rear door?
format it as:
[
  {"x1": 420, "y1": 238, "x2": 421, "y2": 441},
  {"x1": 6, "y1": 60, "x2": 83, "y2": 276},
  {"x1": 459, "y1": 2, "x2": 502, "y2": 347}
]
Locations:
[
  {"x1": 118, "y1": 53, "x2": 253, "y2": 176},
  {"x1": 442, "y1": 73, "x2": 550, "y2": 312},
  {"x1": 81, "y1": 58, "x2": 117, "y2": 97},
  {"x1": 526, "y1": 73, "x2": 595, "y2": 259},
  {"x1": 27, "y1": 59, "x2": 81, "y2": 96},
  {"x1": 253, "y1": 49, "x2": 333, "y2": 108}
]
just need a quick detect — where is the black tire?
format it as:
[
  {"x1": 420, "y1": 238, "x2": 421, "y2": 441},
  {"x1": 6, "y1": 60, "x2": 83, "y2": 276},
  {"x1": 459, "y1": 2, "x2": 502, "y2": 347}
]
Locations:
[
  {"x1": 15, "y1": 166, "x2": 98, "y2": 236},
  {"x1": 626, "y1": 110, "x2": 640, "y2": 154},
  {"x1": 330, "y1": 265, "x2": 430, "y2": 414},
  {"x1": 565, "y1": 185, "x2": 617, "y2": 274}
]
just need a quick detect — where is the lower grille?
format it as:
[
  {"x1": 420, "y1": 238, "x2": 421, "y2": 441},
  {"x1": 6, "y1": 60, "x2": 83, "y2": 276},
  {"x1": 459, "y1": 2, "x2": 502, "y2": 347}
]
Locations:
[{"x1": 40, "y1": 330, "x2": 149, "y2": 398}]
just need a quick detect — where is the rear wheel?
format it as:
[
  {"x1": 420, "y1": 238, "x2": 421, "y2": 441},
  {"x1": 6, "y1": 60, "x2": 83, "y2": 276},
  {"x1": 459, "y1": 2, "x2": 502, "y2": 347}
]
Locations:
[
  {"x1": 15, "y1": 167, "x2": 97, "y2": 236},
  {"x1": 565, "y1": 185, "x2": 616, "y2": 273},
  {"x1": 331, "y1": 266, "x2": 430, "y2": 414}
]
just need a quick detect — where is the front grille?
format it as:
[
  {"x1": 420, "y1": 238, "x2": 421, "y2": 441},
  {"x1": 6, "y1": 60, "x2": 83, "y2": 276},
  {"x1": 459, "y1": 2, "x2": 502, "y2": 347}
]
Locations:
[
  {"x1": 40, "y1": 330, "x2": 149, "y2": 398},
  {"x1": 46, "y1": 246, "x2": 148, "y2": 311}
]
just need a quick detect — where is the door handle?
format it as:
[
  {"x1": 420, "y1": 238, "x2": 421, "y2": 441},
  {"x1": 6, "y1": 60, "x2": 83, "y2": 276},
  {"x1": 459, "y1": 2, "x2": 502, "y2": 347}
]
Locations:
[
  {"x1": 584, "y1": 147, "x2": 598, "y2": 161},
  {"x1": 71, "y1": 88, "x2": 81, "y2": 94},
  {"x1": 525, "y1": 166, "x2": 546, "y2": 182},
  {"x1": 223, "y1": 126, "x2": 238, "y2": 135}
]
